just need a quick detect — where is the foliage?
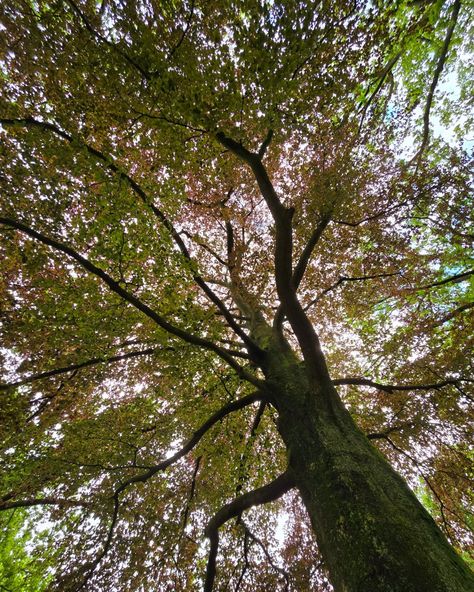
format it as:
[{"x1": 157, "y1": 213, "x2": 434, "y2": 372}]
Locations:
[
  {"x1": 0, "y1": 0, "x2": 473, "y2": 590},
  {"x1": 0, "y1": 509, "x2": 53, "y2": 591}
]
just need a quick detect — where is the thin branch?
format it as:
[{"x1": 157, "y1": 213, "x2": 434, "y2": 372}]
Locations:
[
  {"x1": 239, "y1": 518, "x2": 290, "y2": 590},
  {"x1": 0, "y1": 497, "x2": 89, "y2": 511},
  {"x1": 235, "y1": 529, "x2": 250, "y2": 592},
  {"x1": 366, "y1": 420, "x2": 416, "y2": 441},
  {"x1": 236, "y1": 401, "x2": 267, "y2": 495},
  {"x1": 130, "y1": 108, "x2": 208, "y2": 134},
  {"x1": 380, "y1": 436, "x2": 469, "y2": 538},
  {"x1": 358, "y1": 52, "x2": 401, "y2": 132},
  {"x1": 168, "y1": 0, "x2": 195, "y2": 59},
  {"x1": 410, "y1": 0, "x2": 461, "y2": 166},
  {"x1": 0, "y1": 347, "x2": 160, "y2": 391},
  {"x1": 179, "y1": 455, "x2": 202, "y2": 542},
  {"x1": 404, "y1": 269, "x2": 474, "y2": 292},
  {"x1": 64, "y1": 0, "x2": 151, "y2": 80},
  {"x1": 304, "y1": 271, "x2": 400, "y2": 311},
  {"x1": 432, "y1": 301, "x2": 474, "y2": 326},
  {"x1": 332, "y1": 200, "x2": 408, "y2": 227},
  {"x1": 333, "y1": 376, "x2": 469, "y2": 393},
  {"x1": 181, "y1": 230, "x2": 228, "y2": 267},
  {"x1": 204, "y1": 470, "x2": 295, "y2": 592},
  {"x1": 0, "y1": 218, "x2": 262, "y2": 387}
]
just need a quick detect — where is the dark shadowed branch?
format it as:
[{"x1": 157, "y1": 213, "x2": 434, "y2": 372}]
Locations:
[
  {"x1": 304, "y1": 271, "x2": 401, "y2": 311},
  {"x1": 332, "y1": 200, "x2": 408, "y2": 227},
  {"x1": 0, "y1": 347, "x2": 160, "y2": 391},
  {"x1": 0, "y1": 497, "x2": 90, "y2": 511},
  {"x1": 274, "y1": 214, "x2": 332, "y2": 327},
  {"x1": 258, "y1": 129, "x2": 274, "y2": 159},
  {"x1": 178, "y1": 455, "x2": 202, "y2": 546},
  {"x1": 410, "y1": 269, "x2": 474, "y2": 291},
  {"x1": 65, "y1": 0, "x2": 151, "y2": 80},
  {"x1": 204, "y1": 470, "x2": 295, "y2": 592},
  {"x1": 292, "y1": 215, "x2": 332, "y2": 292},
  {"x1": 168, "y1": 0, "x2": 195, "y2": 58},
  {"x1": 358, "y1": 52, "x2": 401, "y2": 132},
  {"x1": 432, "y1": 302, "x2": 474, "y2": 326}
]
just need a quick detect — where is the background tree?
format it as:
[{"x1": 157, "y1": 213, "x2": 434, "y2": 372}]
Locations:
[{"x1": 0, "y1": 1, "x2": 473, "y2": 591}]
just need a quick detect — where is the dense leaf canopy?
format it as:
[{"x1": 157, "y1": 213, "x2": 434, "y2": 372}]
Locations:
[{"x1": 0, "y1": 0, "x2": 473, "y2": 590}]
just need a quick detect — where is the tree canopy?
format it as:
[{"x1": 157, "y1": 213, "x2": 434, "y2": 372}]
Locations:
[{"x1": 0, "y1": 1, "x2": 473, "y2": 591}]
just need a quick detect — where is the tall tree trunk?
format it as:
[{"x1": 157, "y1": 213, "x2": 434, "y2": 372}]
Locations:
[{"x1": 265, "y1": 348, "x2": 474, "y2": 592}]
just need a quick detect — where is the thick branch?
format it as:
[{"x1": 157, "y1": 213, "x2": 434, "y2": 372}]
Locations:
[
  {"x1": 0, "y1": 218, "x2": 262, "y2": 387},
  {"x1": 258, "y1": 129, "x2": 274, "y2": 159},
  {"x1": 274, "y1": 214, "x2": 332, "y2": 326},
  {"x1": 292, "y1": 215, "x2": 332, "y2": 292},
  {"x1": 217, "y1": 132, "x2": 331, "y2": 383},
  {"x1": 216, "y1": 132, "x2": 285, "y2": 220},
  {"x1": 204, "y1": 470, "x2": 294, "y2": 592}
]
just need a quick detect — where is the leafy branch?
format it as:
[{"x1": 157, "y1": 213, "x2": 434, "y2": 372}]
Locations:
[
  {"x1": 410, "y1": 0, "x2": 462, "y2": 167},
  {"x1": 0, "y1": 217, "x2": 263, "y2": 388},
  {"x1": 75, "y1": 391, "x2": 265, "y2": 590},
  {"x1": 0, "y1": 117, "x2": 261, "y2": 359}
]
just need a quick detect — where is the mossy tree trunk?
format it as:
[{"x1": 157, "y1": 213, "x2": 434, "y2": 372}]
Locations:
[{"x1": 266, "y1": 352, "x2": 474, "y2": 592}]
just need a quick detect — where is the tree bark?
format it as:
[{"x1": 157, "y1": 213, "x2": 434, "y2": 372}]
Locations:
[{"x1": 263, "y1": 344, "x2": 474, "y2": 592}]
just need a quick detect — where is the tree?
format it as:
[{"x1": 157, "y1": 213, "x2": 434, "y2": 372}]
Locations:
[{"x1": 0, "y1": 0, "x2": 473, "y2": 590}]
